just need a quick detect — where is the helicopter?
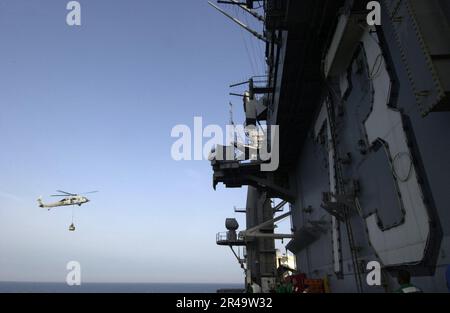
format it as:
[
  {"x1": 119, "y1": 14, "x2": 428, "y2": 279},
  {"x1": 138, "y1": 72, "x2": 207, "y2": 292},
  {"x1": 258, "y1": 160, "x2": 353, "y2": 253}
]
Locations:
[
  {"x1": 37, "y1": 190, "x2": 98, "y2": 209},
  {"x1": 37, "y1": 190, "x2": 98, "y2": 231}
]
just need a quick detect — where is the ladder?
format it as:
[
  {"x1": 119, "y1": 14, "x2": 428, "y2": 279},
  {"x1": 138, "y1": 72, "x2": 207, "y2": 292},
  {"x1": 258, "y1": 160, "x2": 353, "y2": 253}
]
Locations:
[{"x1": 326, "y1": 92, "x2": 364, "y2": 293}]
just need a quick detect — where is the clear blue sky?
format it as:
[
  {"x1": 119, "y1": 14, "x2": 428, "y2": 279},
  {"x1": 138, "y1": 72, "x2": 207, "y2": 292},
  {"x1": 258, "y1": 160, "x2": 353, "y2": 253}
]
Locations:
[{"x1": 0, "y1": 0, "x2": 268, "y2": 283}]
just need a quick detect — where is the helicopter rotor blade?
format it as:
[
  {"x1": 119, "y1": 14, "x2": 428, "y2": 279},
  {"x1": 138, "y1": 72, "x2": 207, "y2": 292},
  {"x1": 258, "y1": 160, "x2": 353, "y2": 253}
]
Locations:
[
  {"x1": 56, "y1": 190, "x2": 77, "y2": 196},
  {"x1": 50, "y1": 190, "x2": 98, "y2": 197},
  {"x1": 80, "y1": 191, "x2": 99, "y2": 195}
]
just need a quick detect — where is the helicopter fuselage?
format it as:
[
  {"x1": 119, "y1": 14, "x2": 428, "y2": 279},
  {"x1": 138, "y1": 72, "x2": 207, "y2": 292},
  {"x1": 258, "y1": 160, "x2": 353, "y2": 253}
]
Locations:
[{"x1": 38, "y1": 196, "x2": 89, "y2": 209}]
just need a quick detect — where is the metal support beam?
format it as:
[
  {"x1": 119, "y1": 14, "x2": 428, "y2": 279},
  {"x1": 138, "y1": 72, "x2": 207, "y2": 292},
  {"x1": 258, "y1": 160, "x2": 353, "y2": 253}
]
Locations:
[
  {"x1": 234, "y1": 206, "x2": 247, "y2": 213},
  {"x1": 229, "y1": 246, "x2": 246, "y2": 269},
  {"x1": 272, "y1": 200, "x2": 287, "y2": 213},
  {"x1": 245, "y1": 210, "x2": 293, "y2": 239}
]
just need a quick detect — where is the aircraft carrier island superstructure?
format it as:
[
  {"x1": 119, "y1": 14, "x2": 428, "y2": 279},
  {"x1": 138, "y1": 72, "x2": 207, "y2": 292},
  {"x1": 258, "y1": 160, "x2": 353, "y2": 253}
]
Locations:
[{"x1": 209, "y1": 0, "x2": 450, "y2": 292}]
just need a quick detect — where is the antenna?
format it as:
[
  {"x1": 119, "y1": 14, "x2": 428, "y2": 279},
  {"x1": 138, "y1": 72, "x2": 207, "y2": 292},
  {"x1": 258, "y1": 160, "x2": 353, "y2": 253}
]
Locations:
[
  {"x1": 208, "y1": 1, "x2": 270, "y2": 43},
  {"x1": 229, "y1": 102, "x2": 238, "y2": 158},
  {"x1": 229, "y1": 102, "x2": 235, "y2": 127}
]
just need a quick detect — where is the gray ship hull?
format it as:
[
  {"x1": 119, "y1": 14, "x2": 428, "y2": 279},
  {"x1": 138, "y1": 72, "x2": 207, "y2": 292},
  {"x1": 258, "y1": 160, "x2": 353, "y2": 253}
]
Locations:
[{"x1": 211, "y1": 0, "x2": 450, "y2": 292}]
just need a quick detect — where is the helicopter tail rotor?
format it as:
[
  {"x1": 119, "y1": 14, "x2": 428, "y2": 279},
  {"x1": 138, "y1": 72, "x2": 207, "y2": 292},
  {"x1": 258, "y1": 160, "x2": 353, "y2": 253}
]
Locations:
[{"x1": 37, "y1": 196, "x2": 44, "y2": 208}]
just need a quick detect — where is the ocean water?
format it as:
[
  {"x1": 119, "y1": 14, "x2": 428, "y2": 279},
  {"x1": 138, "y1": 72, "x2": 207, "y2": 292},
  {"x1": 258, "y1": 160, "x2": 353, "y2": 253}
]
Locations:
[{"x1": 0, "y1": 282, "x2": 244, "y2": 293}]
